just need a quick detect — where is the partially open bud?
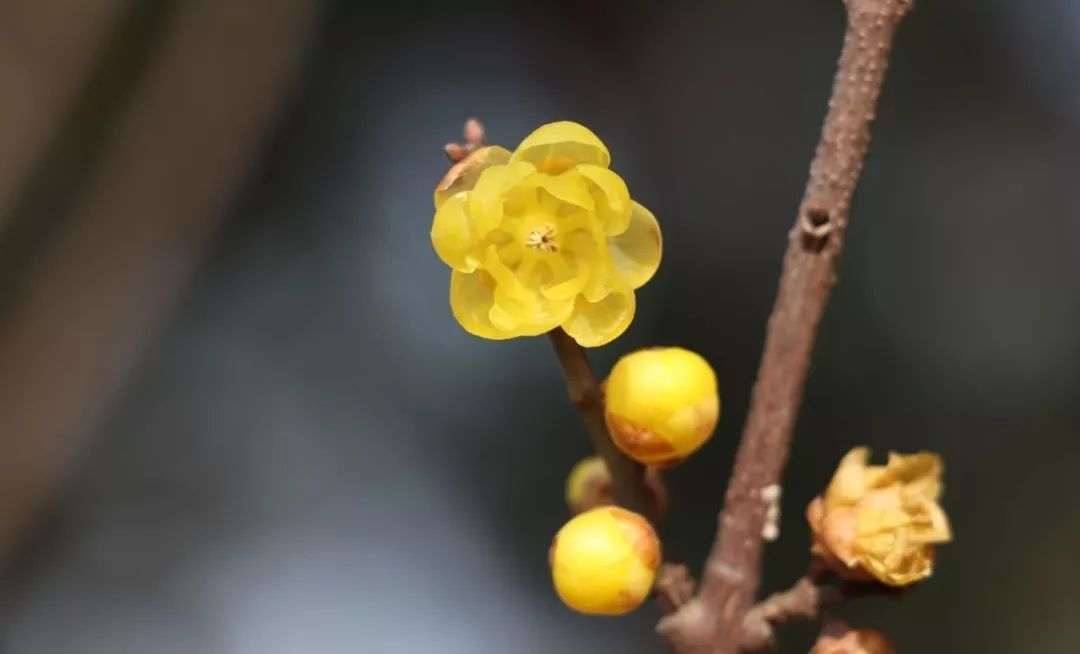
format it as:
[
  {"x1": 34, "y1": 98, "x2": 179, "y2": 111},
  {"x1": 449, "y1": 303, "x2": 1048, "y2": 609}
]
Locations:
[
  {"x1": 604, "y1": 347, "x2": 719, "y2": 467},
  {"x1": 564, "y1": 456, "x2": 668, "y2": 517},
  {"x1": 807, "y1": 447, "x2": 952, "y2": 587},
  {"x1": 549, "y1": 506, "x2": 661, "y2": 615},
  {"x1": 812, "y1": 622, "x2": 895, "y2": 654}
]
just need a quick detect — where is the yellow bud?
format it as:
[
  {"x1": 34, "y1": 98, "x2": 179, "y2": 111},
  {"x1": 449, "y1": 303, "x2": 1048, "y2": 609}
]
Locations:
[
  {"x1": 604, "y1": 347, "x2": 720, "y2": 467},
  {"x1": 549, "y1": 506, "x2": 661, "y2": 615},
  {"x1": 565, "y1": 456, "x2": 614, "y2": 514},
  {"x1": 564, "y1": 456, "x2": 669, "y2": 517}
]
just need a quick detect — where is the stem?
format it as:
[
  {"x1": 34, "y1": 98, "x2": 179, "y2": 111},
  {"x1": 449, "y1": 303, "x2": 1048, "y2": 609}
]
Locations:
[
  {"x1": 660, "y1": 570, "x2": 900, "y2": 652},
  {"x1": 547, "y1": 329, "x2": 660, "y2": 520},
  {"x1": 740, "y1": 577, "x2": 826, "y2": 652},
  {"x1": 658, "y1": 1, "x2": 914, "y2": 651}
]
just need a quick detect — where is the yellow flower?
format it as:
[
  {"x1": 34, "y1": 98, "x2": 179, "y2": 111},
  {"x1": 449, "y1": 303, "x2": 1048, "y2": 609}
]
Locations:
[
  {"x1": 806, "y1": 447, "x2": 953, "y2": 587},
  {"x1": 549, "y1": 506, "x2": 661, "y2": 615},
  {"x1": 431, "y1": 121, "x2": 662, "y2": 347},
  {"x1": 604, "y1": 347, "x2": 720, "y2": 467}
]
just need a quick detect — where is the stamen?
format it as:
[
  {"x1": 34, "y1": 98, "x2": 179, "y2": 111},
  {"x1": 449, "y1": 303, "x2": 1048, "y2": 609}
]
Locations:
[{"x1": 525, "y1": 225, "x2": 559, "y2": 253}]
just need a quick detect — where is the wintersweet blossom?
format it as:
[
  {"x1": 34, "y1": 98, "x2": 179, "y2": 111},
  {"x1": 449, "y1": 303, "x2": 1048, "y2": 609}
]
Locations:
[
  {"x1": 431, "y1": 121, "x2": 662, "y2": 347},
  {"x1": 807, "y1": 447, "x2": 953, "y2": 587}
]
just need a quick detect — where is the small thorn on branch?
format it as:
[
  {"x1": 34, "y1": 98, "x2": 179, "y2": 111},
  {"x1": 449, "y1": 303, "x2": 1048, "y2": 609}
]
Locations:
[{"x1": 741, "y1": 574, "x2": 900, "y2": 653}]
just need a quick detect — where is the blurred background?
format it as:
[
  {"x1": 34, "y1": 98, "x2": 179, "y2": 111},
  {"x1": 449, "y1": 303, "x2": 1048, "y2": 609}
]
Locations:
[{"x1": 1, "y1": 0, "x2": 1078, "y2": 652}]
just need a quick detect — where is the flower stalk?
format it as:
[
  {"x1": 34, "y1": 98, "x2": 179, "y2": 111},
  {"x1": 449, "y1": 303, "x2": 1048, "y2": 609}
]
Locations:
[{"x1": 547, "y1": 328, "x2": 662, "y2": 521}]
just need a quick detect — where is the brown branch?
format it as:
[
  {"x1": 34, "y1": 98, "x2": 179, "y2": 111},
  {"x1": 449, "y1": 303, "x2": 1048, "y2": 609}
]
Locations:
[
  {"x1": 660, "y1": 570, "x2": 899, "y2": 653},
  {"x1": 658, "y1": 1, "x2": 914, "y2": 651},
  {"x1": 741, "y1": 575, "x2": 901, "y2": 652},
  {"x1": 655, "y1": 563, "x2": 697, "y2": 614},
  {"x1": 547, "y1": 328, "x2": 662, "y2": 520}
]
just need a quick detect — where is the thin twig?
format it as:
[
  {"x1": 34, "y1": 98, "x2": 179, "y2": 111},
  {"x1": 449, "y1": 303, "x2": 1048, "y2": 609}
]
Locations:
[
  {"x1": 741, "y1": 575, "x2": 901, "y2": 652},
  {"x1": 658, "y1": 1, "x2": 914, "y2": 651},
  {"x1": 740, "y1": 576, "x2": 827, "y2": 652},
  {"x1": 655, "y1": 563, "x2": 697, "y2": 614},
  {"x1": 547, "y1": 328, "x2": 662, "y2": 520},
  {"x1": 662, "y1": 570, "x2": 899, "y2": 653}
]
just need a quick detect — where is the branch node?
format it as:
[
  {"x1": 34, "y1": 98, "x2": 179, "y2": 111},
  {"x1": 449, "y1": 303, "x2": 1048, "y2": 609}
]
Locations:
[{"x1": 800, "y1": 205, "x2": 834, "y2": 251}]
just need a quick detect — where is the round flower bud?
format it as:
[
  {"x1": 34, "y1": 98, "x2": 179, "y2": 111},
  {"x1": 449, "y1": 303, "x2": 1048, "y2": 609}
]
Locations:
[
  {"x1": 604, "y1": 347, "x2": 720, "y2": 467},
  {"x1": 812, "y1": 623, "x2": 895, "y2": 654},
  {"x1": 564, "y1": 456, "x2": 669, "y2": 517},
  {"x1": 565, "y1": 456, "x2": 614, "y2": 514},
  {"x1": 549, "y1": 506, "x2": 661, "y2": 615}
]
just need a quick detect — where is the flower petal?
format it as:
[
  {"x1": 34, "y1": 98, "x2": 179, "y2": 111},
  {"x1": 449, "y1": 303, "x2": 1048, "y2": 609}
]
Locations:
[
  {"x1": 490, "y1": 286, "x2": 572, "y2": 336},
  {"x1": 577, "y1": 164, "x2": 631, "y2": 236},
  {"x1": 483, "y1": 244, "x2": 533, "y2": 301},
  {"x1": 541, "y1": 259, "x2": 590, "y2": 301},
  {"x1": 825, "y1": 447, "x2": 871, "y2": 510},
  {"x1": 511, "y1": 121, "x2": 611, "y2": 174},
  {"x1": 468, "y1": 161, "x2": 536, "y2": 234},
  {"x1": 561, "y1": 286, "x2": 636, "y2": 347},
  {"x1": 484, "y1": 246, "x2": 573, "y2": 334},
  {"x1": 607, "y1": 201, "x2": 662, "y2": 290},
  {"x1": 431, "y1": 192, "x2": 483, "y2": 272},
  {"x1": 450, "y1": 269, "x2": 520, "y2": 340},
  {"x1": 519, "y1": 171, "x2": 595, "y2": 213},
  {"x1": 434, "y1": 146, "x2": 512, "y2": 208},
  {"x1": 882, "y1": 451, "x2": 943, "y2": 501}
]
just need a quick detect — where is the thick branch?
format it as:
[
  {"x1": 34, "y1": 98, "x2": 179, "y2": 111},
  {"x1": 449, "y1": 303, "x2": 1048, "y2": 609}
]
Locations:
[
  {"x1": 658, "y1": 1, "x2": 913, "y2": 651},
  {"x1": 547, "y1": 329, "x2": 661, "y2": 520}
]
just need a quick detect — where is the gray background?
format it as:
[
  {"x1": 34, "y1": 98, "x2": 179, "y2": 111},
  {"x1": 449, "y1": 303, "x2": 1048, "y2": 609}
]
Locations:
[{"x1": 1, "y1": 0, "x2": 1078, "y2": 652}]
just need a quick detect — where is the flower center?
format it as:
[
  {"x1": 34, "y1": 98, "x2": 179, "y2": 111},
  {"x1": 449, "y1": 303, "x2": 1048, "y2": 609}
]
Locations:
[{"x1": 524, "y1": 224, "x2": 558, "y2": 253}]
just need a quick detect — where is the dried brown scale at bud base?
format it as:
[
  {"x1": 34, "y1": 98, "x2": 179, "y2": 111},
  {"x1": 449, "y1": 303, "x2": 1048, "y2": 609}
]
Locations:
[
  {"x1": 605, "y1": 412, "x2": 682, "y2": 466},
  {"x1": 610, "y1": 506, "x2": 663, "y2": 571},
  {"x1": 603, "y1": 347, "x2": 720, "y2": 468}
]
